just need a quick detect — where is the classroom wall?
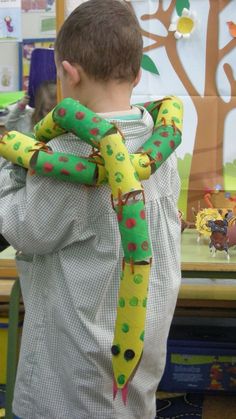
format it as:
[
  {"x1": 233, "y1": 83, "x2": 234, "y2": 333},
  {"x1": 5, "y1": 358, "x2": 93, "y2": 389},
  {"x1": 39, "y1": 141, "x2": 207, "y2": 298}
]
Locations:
[{"x1": 0, "y1": 9, "x2": 56, "y2": 92}]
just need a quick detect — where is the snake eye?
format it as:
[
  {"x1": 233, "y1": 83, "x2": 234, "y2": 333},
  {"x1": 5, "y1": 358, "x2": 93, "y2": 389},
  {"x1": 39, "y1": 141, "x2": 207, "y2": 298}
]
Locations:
[
  {"x1": 124, "y1": 349, "x2": 135, "y2": 361},
  {"x1": 111, "y1": 345, "x2": 120, "y2": 356}
]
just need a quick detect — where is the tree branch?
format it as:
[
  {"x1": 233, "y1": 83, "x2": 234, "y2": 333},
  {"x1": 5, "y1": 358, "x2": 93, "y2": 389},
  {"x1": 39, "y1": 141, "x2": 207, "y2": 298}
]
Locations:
[
  {"x1": 218, "y1": 0, "x2": 232, "y2": 13},
  {"x1": 219, "y1": 38, "x2": 236, "y2": 61},
  {"x1": 141, "y1": 28, "x2": 166, "y2": 51},
  {"x1": 223, "y1": 63, "x2": 236, "y2": 98},
  {"x1": 141, "y1": 1, "x2": 175, "y2": 31}
]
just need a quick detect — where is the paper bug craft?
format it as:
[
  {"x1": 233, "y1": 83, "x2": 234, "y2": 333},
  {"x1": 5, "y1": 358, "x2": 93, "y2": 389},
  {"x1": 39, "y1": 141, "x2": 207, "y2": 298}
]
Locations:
[
  {"x1": 207, "y1": 219, "x2": 230, "y2": 259},
  {"x1": 0, "y1": 95, "x2": 183, "y2": 404}
]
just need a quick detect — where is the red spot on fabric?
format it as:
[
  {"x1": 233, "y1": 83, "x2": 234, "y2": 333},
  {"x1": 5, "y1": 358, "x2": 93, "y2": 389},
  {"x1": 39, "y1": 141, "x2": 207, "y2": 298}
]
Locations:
[
  {"x1": 60, "y1": 169, "x2": 70, "y2": 176},
  {"x1": 160, "y1": 131, "x2": 169, "y2": 137},
  {"x1": 75, "y1": 163, "x2": 86, "y2": 171},
  {"x1": 57, "y1": 108, "x2": 66, "y2": 117},
  {"x1": 75, "y1": 112, "x2": 85, "y2": 120},
  {"x1": 59, "y1": 156, "x2": 69, "y2": 162},
  {"x1": 90, "y1": 128, "x2": 99, "y2": 136},
  {"x1": 43, "y1": 163, "x2": 54, "y2": 172},
  {"x1": 169, "y1": 140, "x2": 175, "y2": 149},
  {"x1": 154, "y1": 140, "x2": 162, "y2": 147},
  {"x1": 125, "y1": 218, "x2": 136, "y2": 228},
  {"x1": 127, "y1": 243, "x2": 137, "y2": 251},
  {"x1": 141, "y1": 241, "x2": 149, "y2": 251},
  {"x1": 140, "y1": 210, "x2": 146, "y2": 220},
  {"x1": 156, "y1": 152, "x2": 163, "y2": 161},
  {"x1": 92, "y1": 117, "x2": 101, "y2": 123}
]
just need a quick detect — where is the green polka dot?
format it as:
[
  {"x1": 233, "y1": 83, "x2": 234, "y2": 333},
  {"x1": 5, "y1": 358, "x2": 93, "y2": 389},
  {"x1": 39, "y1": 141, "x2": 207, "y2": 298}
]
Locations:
[
  {"x1": 133, "y1": 274, "x2": 143, "y2": 284},
  {"x1": 140, "y1": 331, "x2": 145, "y2": 341},
  {"x1": 173, "y1": 102, "x2": 181, "y2": 109},
  {"x1": 122, "y1": 323, "x2": 129, "y2": 333},
  {"x1": 134, "y1": 171, "x2": 139, "y2": 180},
  {"x1": 129, "y1": 296, "x2": 138, "y2": 306},
  {"x1": 118, "y1": 374, "x2": 126, "y2": 385},
  {"x1": 142, "y1": 298, "x2": 147, "y2": 308},
  {"x1": 172, "y1": 116, "x2": 180, "y2": 123},
  {"x1": 138, "y1": 158, "x2": 145, "y2": 168},
  {"x1": 8, "y1": 133, "x2": 16, "y2": 140},
  {"x1": 106, "y1": 145, "x2": 113, "y2": 156},
  {"x1": 162, "y1": 108, "x2": 168, "y2": 114},
  {"x1": 45, "y1": 128, "x2": 52, "y2": 134},
  {"x1": 115, "y1": 152, "x2": 125, "y2": 161},
  {"x1": 13, "y1": 142, "x2": 21, "y2": 151},
  {"x1": 114, "y1": 172, "x2": 124, "y2": 183},
  {"x1": 119, "y1": 297, "x2": 125, "y2": 308},
  {"x1": 17, "y1": 156, "x2": 23, "y2": 166},
  {"x1": 24, "y1": 146, "x2": 32, "y2": 153}
]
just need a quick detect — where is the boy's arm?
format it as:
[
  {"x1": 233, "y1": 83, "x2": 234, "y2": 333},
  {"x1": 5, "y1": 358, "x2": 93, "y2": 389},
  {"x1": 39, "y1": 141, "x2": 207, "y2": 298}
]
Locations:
[
  {"x1": 0, "y1": 157, "x2": 83, "y2": 255},
  {"x1": 5, "y1": 96, "x2": 29, "y2": 131}
]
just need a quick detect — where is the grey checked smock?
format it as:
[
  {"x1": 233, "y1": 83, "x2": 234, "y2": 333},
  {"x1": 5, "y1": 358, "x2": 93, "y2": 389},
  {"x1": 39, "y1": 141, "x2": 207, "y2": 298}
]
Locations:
[{"x1": 0, "y1": 107, "x2": 181, "y2": 419}]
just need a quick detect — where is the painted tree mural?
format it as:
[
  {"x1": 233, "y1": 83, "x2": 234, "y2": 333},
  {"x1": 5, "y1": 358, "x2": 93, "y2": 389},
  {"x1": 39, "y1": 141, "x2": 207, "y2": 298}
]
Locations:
[{"x1": 129, "y1": 0, "x2": 236, "y2": 220}]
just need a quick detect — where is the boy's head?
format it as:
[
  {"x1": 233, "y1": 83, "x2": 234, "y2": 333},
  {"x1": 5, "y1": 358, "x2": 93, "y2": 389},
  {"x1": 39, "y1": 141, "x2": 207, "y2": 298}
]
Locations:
[{"x1": 55, "y1": 0, "x2": 143, "y2": 97}]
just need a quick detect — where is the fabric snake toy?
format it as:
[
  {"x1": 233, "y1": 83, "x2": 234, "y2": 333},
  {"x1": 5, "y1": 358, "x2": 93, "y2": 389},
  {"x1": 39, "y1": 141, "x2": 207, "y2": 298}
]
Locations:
[{"x1": 0, "y1": 96, "x2": 183, "y2": 404}]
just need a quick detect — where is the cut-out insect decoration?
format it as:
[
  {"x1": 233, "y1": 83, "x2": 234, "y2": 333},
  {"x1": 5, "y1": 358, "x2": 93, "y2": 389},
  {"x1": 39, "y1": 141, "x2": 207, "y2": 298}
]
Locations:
[{"x1": 207, "y1": 219, "x2": 229, "y2": 260}]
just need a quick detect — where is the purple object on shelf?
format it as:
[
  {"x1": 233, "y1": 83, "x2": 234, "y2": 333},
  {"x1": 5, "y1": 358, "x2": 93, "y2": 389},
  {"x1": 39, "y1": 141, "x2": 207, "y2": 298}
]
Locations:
[{"x1": 28, "y1": 48, "x2": 57, "y2": 108}]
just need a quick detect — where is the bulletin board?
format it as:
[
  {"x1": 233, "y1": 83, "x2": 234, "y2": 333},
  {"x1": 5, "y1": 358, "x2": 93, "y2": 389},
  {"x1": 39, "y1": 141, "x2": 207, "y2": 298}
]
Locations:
[{"x1": 57, "y1": 0, "x2": 236, "y2": 222}]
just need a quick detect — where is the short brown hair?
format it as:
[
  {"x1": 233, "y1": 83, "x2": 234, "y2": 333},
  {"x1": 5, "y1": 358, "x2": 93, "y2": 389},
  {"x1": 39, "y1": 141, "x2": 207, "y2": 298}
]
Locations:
[{"x1": 55, "y1": 0, "x2": 143, "y2": 82}]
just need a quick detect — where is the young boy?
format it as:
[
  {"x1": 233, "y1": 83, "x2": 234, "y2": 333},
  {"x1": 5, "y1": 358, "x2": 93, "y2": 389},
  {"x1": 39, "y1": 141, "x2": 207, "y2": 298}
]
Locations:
[{"x1": 0, "y1": 1, "x2": 181, "y2": 418}]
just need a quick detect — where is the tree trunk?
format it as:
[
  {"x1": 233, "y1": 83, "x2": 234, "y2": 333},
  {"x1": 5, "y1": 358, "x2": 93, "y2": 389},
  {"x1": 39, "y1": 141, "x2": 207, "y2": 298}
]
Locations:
[{"x1": 186, "y1": 96, "x2": 224, "y2": 220}]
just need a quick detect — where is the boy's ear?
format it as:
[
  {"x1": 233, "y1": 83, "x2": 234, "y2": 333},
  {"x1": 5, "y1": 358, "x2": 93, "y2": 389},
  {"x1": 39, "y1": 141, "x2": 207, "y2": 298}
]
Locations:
[
  {"x1": 61, "y1": 60, "x2": 80, "y2": 86},
  {"x1": 133, "y1": 69, "x2": 142, "y2": 87}
]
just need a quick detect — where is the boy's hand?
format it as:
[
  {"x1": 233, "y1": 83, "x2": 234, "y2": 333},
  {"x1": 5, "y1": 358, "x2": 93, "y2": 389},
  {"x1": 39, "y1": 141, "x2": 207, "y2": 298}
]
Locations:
[{"x1": 18, "y1": 94, "x2": 30, "y2": 110}]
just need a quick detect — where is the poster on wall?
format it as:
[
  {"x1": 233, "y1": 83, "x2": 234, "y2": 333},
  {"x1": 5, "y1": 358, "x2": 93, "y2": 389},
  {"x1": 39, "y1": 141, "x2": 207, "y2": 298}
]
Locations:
[
  {"x1": 0, "y1": 65, "x2": 14, "y2": 91},
  {"x1": 0, "y1": 0, "x2": 21, "y2": 41},
  {"x1": 22, "y1": 0, "x2": 55, "y2": 13},
  {"x1": 19, "y1": 38, "x2": 55, "y2": 91},
  {"x1": 40, "y1": 14, "x2": 56, "y2": 36}
]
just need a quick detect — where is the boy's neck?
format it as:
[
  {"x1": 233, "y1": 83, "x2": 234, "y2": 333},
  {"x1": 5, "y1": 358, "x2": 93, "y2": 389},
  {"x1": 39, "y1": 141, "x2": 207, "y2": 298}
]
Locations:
[{"x1": 77, "y1": 79, "x2": 133, "y2": 114}]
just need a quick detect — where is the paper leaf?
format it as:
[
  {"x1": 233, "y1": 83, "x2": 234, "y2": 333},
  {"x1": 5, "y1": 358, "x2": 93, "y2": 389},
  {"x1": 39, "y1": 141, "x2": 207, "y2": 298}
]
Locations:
[
  {"x1": 141, "y1": 55, "x2": 160, "y2": 75},
  {"x1": 176, "y1": 0, "x2": 190, "y2": 16}
]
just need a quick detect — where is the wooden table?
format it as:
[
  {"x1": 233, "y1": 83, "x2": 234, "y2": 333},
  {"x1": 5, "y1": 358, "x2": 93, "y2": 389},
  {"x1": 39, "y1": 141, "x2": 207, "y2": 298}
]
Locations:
[
  {"x1": 177, "y1": 229, "x2": 236, "y2": 317},
  {"x1": 0, "y1": 259, "x2": 18, "y2": 304},
  {"x1": 1, "y1": 231, "x2": 236, "y2": 306}
]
